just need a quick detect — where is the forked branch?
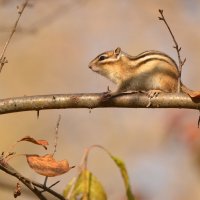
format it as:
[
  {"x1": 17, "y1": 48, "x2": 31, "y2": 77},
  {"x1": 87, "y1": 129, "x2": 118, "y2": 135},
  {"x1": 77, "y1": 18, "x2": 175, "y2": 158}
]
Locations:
[
  {"x1": 0, "y1": 0, "x2": 29, "y2": 72},
  {"x1": 158, "y1": 9, "x2": 186, "y2": 93},
  {"x1": 0, "y1": 159, "x2": 65, "y2": 200}
]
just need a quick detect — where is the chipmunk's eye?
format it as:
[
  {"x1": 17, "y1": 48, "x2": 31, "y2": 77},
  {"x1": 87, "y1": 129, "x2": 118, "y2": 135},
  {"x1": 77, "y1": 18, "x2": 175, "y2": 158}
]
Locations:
[{"x1": 99, "y1": 55, "x2": 107, "y2": 61}]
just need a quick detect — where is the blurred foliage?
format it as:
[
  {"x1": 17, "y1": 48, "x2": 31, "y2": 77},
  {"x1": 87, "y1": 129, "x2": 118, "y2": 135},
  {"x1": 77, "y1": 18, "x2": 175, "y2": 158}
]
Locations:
[{"x1": 63, "y1": 169, "x2": 107, "y2": 200}]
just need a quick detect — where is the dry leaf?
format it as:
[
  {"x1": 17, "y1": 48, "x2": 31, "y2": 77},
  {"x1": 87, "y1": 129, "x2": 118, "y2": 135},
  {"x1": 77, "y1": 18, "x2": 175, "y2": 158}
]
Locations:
[
  {"x1": 18, "y1": 136, "x2": 49, "y2": 150},
  {"x1": 182, "y1": 86, "x2": 200, "y2": 98},
  {"x1": 185, "y1": 90, "x2": 200, "y2": 98},
  {"x1": 26, "y1": 154, "x2": 74, "y2": 177},
  {"x1": 14, "y1": 182, "x2": 21, "y2": 198}
]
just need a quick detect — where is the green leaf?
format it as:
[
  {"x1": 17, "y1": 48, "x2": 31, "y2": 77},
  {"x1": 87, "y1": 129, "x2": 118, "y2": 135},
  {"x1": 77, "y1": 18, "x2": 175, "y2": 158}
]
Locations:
[
  {"x1": 63, "y1": 169, "x2": 107, "y2": 200},
  {"x1": 109, "y1": 155, "x2": 135, "y2": 200}
]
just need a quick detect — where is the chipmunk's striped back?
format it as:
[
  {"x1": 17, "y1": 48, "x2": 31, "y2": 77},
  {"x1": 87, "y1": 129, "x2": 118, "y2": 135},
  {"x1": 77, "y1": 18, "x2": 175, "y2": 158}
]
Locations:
[{"x1": 126, "y1": 50, "x2": 178, "y2": 69}]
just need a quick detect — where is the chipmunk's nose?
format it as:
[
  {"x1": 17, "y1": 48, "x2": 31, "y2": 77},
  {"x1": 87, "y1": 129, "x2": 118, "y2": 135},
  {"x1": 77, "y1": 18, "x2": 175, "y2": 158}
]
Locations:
[{"x1": 88, "y1": 62, "x2": 93, "y2": 69}]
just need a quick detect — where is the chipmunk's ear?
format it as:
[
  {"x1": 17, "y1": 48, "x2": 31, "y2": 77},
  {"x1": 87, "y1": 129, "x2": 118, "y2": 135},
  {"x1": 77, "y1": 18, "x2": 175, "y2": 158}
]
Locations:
[{"x1": 114, "y1": 47, "x2": 121, "y2": 57}]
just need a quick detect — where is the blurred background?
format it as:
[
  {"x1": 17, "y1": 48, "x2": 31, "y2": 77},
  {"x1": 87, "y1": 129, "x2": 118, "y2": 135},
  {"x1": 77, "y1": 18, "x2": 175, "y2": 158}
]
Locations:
[{"x1": 0, "y1": 0, "x2": 200, "y2": 199}]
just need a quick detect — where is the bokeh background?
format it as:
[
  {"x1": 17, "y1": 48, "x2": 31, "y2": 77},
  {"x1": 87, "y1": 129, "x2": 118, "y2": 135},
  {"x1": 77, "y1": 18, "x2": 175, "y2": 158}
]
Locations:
[{"x1": 0, "y1": 0, "x2": 200, "y2": 199}]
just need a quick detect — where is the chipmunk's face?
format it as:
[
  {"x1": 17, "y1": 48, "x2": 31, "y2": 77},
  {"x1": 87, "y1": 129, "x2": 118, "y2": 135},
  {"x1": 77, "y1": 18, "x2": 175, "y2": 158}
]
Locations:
[{"x1": 88, "y1": 47, "x2": 122, "y2": 78}]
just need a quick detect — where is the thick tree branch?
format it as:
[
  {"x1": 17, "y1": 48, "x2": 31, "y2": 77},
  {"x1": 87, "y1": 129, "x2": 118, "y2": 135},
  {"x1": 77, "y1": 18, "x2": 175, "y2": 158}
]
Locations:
[{"x1": 0, "y1": 93, "x2": 199, "y2": 115}]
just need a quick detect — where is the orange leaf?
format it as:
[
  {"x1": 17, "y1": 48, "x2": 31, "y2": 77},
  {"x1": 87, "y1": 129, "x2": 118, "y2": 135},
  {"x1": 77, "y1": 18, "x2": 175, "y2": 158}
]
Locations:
[
  {"x1": 18, "y1": 136, "x2": 49, "y2": 150},
  {"x1": 182, "y1": 86, "x2": 200, "y2": 98},
  {"x1": 26, "y1": 154, "x2": 74, "y2": 177},
  {"x1": 185, "y1": 90, "x2": 200, "y2": 98}
]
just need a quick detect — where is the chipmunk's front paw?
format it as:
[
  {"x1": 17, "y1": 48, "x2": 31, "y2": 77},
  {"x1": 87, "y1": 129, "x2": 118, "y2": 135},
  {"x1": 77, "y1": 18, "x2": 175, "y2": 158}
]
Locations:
[
  {"x1": 101, "y1": 87, "x2": 113, "y2": 101},
  {"x1": 147, "y1": 89, "x2": 162, "y2": 98},
  {"x1": 146, "y1": 89, "x2": 162, "y2": 107},
  {"x1": 102, "y1": 91, "x2": 112, "y2": 98}
]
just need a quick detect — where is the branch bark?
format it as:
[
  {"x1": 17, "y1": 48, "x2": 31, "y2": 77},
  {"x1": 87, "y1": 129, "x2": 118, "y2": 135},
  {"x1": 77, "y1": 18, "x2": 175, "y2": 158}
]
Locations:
[{"x1": 0, "y1": 93, "x2": 199, "y2": 115}]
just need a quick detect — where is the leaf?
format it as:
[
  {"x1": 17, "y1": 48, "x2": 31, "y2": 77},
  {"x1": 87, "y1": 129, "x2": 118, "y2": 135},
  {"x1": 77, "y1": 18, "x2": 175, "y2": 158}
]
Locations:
[
  {"x1": 63, "y1": 169, "x2": 107, "y2": 200},
  {"x1": 89, "y1": 145, "x2": 135, "y2": 200},
  {"x1": 109, "y1": 155, "x2": 135, "y2": 200},
  {"x1": 18, "y1": 136, "x2": 49, "y2": 150},
  {"x1": 181, "y1": 86, "x2": 200, "y2": 98},
  {"x1": 14, "y1": 182, "x2": 21, "y2": 198},
  {"x1": 26, "y1": 154, "x2": 74, "y2": 177}
]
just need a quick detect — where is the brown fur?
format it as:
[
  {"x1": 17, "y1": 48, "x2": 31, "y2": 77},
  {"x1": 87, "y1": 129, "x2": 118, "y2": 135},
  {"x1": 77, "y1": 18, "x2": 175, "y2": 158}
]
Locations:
[{"x1": 89, "y1": 48, "x2": 200, "y2": 98}]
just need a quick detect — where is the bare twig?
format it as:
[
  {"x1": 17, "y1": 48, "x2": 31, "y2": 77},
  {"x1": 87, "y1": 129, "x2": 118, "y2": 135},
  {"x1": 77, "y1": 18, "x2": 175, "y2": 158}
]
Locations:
[
  {"x1": 40, "y1": 178, "x2": 60, "y2": 193},
  {"x1": 158, "y1": 9, "x2": 186, "y2": 93},
  {"x1": 41, "y1": 180, "x2": 60, "y2": 193},
  {"x1": 0, "y1": 0, "x2": 29, "y2": 72},
  {"x1": 53, "y1": 115, "x2": 61, "y2": 156},
  {"x1": 42, "y1": 120, "x2": 62, "y2": 193},
  {"x1": 48, "y1": 181, "x2": 60, "y2": 190},
  {"x1": 43, "y1": 176, "x2": 48, "y2": 187}
]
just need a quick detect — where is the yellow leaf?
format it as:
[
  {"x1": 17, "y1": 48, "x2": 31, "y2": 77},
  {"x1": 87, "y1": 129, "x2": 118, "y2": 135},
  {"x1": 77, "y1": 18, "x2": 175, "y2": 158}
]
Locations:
[{"x1": 63, "y1": 169, "x2": 107, "y2": 200}]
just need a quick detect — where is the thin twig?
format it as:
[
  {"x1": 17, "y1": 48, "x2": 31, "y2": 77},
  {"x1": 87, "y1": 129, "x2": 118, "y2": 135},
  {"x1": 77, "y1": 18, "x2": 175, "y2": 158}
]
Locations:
[
  {"x1": 48, "y1": 181, "x2": 60, "y2": 190},
  {"x1": 45, "y1": 181, "x2": 60, "y2": 191},
  {"x1": 39, "y1": 115, "x2": 62, "y2": 193},
  {"x1": 53, "y1": 114, "x2": 61, "y2": 156},
  {"x1": 0, "y1": 160, "x2": 66, "y2": 200},
  {"x1": 158, "y1": 9, "x2": 186, "y2": 93},
  {"x1": 40, "y1": 177, "x2": 60, "y2": 193},
  {"x1": 0, "y1": 0, "x2": 29, "y2": 72},
  {"x1": 43, "y1": 176, "x2": 48, "y2": 187}
]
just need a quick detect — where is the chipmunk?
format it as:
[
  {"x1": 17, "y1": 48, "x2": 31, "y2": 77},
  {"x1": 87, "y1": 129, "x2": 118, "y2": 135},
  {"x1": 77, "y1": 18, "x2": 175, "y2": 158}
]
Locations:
[{"x1": 89, "y1": 47, "x2": 200, "y2": 99}]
